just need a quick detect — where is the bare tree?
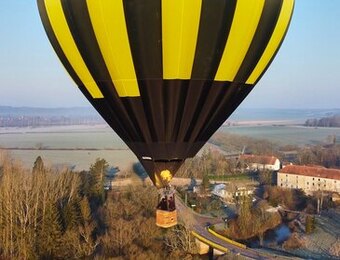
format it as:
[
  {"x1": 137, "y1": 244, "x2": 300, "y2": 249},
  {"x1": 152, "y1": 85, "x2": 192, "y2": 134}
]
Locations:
[
  {"x1": 329, "y1": 239, "x2": 340, "y2": 257},
  {"x1": 164, "y1": 224, "x2": 198, "y2": 254}
]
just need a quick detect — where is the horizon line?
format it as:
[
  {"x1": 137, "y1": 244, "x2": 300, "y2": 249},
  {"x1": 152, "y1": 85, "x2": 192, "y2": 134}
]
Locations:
[{"x1": 1, "y1": 105, "x2": 340, "y2": 111}]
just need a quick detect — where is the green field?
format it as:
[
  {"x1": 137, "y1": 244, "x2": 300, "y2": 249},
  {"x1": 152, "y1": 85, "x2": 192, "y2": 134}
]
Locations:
[
  {"x1": 9, "y1": 149, "x2": 137, "y2": 172},
  {"x1": 219, "y1": 125, "x2": 340, "y2": 145},
  {"x1": 0, "y1": 126, "x2": 136, "y2": 171},
  {"x1": 0, "y1": 126, "x2": 127, "y2": 149},
  {"x1": 1, "y1": 124, "x2": 340, "y2": 171}
]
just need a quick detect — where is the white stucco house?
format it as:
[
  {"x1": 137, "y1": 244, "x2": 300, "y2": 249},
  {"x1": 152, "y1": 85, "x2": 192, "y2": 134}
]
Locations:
[{"x1": 239, "y1": 154, "x2": 281, "y2": 171}]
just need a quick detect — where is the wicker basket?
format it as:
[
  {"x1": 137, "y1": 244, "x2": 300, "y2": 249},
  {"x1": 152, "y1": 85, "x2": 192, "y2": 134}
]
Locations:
[{"x1": 156, "y1": 209, "x2": 177, "y2": 228}]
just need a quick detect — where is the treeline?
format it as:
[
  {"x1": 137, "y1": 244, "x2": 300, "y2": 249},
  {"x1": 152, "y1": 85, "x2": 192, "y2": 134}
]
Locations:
[
  {"x1": 210, "y1": 132, "x2": 340, "y2": 169},
  {"x1": 0, "y1": 152, "x2": 197, "y2": 259},
  {"x1": 295, "y1": 145, "x2": 340, "y2": 168},
  {"x1": 0, "y1": 154, "x2": 111, "y2": 259},
  {"x1": 176, "y1": 149, "x2": 243, "y2": 179},
  {"x1": 305, "y1": 115, "x2": 340, "y2": 127},
  {"x1": 0, "y1": 155, "x2": 99, "y2": 259},
  {"x1": 216, "y1": 196, "x2": 281, "y2": 245},
  {"x1": 176, "y1": 132, "x2": 279, "y2": 179},
  {"x1": 210, "y1": 132, "x2": 279, "y2": 155},
  {"x1": 218, "y1": 186, "x2": 324, "y2": 246}
]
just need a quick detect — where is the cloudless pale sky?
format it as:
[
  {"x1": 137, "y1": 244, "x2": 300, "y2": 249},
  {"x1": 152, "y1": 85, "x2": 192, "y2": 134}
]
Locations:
[{"x1": 0, "y1": 0, "x2": 339, "y2": 109}]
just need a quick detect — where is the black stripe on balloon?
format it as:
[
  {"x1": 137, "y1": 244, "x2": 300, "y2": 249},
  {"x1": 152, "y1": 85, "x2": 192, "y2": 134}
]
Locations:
[
  {"x1": 163, "y1": 80, "x2": 189, "y2": 142},
  {"x1": 37, "y1": 0, "x2": 83, "y2": 89},
  {"x1": 90, "y1": 98, "x2": 133, "y2": 143},
  {"x1": 123, "y1": 81, "x2": 253, "y2": 160},
  {"x1": 182, "y1": 82, "x2": 214, "y2": 142},
  {"x1": 60, "y1": 0, "x2": 143, "y2": 142},
  {"x1": 191, "y1": 0, "x2": 237, "y2": 80},
  {"x1": 121, "y1": 98, "x2": 153, "y2": 143},
  {"x1": 252, "y1": 1, "x2": 295, "y2": 85},
  {"x1": 198, "y1": 83, "x2": 254, "y2": 142},
  {"x1": 64, "y1": 80, "x2": 127, "y2": 140},
  {"x1": 177, "y1": 82, "x2": 251, "y2": 156},
  {"x1": 60, "y1": 0, "x2": 111, "y2": 83},
  {"x1": 37, "y1": 0, "x2": 131, "y2": 142},
  {"x1": 123, "y1": 0, "x2": 162, "y2": 79},
  {"x1": 96, "y1": 82, "x2": 141, "y2": 142},
  {"x1": 202, "y1": 85, "x2": 252, "y2": 139},
  {"x1": 138, "y1": 80, "x2": 166, "y2": 142},
  {"x1": 234, "y1": 0, "x2": 283, "y2": 83},
  {"x1": 123, "y1": 0, "x2": 164, "y2": 142},
  {"x1": 177, "y1": 80, "x2": 209, "y2": 142},
  {"x1": 188, "y1": 81, "x2": 232, "y2": 143}
]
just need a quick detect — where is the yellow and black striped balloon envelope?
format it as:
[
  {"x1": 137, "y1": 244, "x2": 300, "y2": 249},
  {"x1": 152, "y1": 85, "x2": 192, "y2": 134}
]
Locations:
[{"x1": 38, "y1": 0, "x2": 294, "y2": 188}]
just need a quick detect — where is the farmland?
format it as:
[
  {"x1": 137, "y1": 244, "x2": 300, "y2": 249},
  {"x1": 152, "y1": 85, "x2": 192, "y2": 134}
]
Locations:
[{"x1": 2, "y1": 122, "x2": 340, "y2": 171}]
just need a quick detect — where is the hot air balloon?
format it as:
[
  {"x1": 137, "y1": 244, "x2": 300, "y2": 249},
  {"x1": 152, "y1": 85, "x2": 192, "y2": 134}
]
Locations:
[{"x1": 37, "y1": 0, "x2": 294, "y2": 228}]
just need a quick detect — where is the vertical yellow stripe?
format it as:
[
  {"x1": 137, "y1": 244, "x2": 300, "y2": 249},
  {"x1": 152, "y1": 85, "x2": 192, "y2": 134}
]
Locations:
[
  {"x1": 87, "y1": 0, "x2": 140, "y2": 97},
  {"x1": 162, "y1": 0, "x2": 202, "y2": 79},
  {"x1": 246, "y1": 0, "x2": 294, "y2": 84},
  {"x1": 215, "y1": 0, "x2": 265, "y2": 81},
  {"x1": 45, "y1": 0, "x2": 103, "y2": 98}
]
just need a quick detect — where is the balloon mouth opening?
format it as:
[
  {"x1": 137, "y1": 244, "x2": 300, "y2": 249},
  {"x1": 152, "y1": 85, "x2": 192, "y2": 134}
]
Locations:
[
  {"x1": 141, "y1": 157, "x2": 183, "y2": 163},
  {"x1": 138, "y1": 158, "x2": 184, "y2": 188}
]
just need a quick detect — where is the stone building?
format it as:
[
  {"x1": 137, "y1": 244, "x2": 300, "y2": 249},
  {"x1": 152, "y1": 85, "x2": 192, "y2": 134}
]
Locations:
[{"x1": 277, "y1": 165, "x2": 340, "y2": 194}]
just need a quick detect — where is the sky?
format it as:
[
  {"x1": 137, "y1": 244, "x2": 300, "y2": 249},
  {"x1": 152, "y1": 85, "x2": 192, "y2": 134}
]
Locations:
[{"x1": 0, "y1": 0, "x2": 339, "y2": 109}]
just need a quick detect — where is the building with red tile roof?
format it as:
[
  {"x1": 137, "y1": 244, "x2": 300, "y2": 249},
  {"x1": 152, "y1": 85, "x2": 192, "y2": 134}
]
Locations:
[
  {"x1": 239, "y1": 154, "x2": 281, "y2": 171},
  {"x1": 278, "y1": 165, "x2": 340, "y2": 194}
]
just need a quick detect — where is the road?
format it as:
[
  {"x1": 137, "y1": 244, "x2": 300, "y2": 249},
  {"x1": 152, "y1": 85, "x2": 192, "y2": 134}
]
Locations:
[{"x1": 176, "y1": 195, "x2": 273, "y2": 259}]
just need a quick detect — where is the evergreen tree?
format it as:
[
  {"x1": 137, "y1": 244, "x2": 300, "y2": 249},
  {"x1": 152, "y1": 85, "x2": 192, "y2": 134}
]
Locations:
[
  {"x1": 238, "y1": 195, "x2": 252, "y2": 236},
  {"x1": 201, "y1": 175, "x2": 210, "y2": 192},
  {"x1": 59, "y1": 201, "x2": 79, "y2": 232},
  {"x1": 79, "y1": 196, "x2": 92, "y2": 225},
  {"x1": 305, "y1": 215, "x2": 316, "y2": 234},
  {"x1": 89, "y1": 158, "x2": 108, "y2": 206},
  {"x1": 201, "y1": 149, "x2": 213, "y2": 175},
  {"x1": 72, "y1": 197, "x2": 99, "y2": 258},
  {"x1": 259, "y1": 169, "x2": 273, "y2": 185},
  {"x1": 79, "y1": 170, "x2": 90, "y2": 197},
  {"x1": 36, "y1": 203, "x2": 63, "y2": 259},
  {"x1": 33, "y1": 156, "x2": 44, "y2": 174}
]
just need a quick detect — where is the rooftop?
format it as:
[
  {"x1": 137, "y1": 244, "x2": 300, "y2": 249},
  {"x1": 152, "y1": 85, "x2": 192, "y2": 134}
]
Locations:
[
  {"x1": 239, "y1": 154, "x2": 279, "y2": 165},
  {"x1": 279, "y1": 165, "x2": 340, "y2": 180}
]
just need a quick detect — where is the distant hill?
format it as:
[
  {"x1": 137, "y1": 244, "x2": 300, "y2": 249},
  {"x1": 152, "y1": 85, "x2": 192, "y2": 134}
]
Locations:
[
  {"x1": 229, "y1": 108, "x2": 340, "y2": 123},
  {"x1": 1, "y1": 106, "x2": 340, "y2": 127},
  {"x1": 0, "y1": 106, "x2": 104, "y2": 127},
  {"x1": 0, "y1": 106, "x2": 100, "y2": 117}
]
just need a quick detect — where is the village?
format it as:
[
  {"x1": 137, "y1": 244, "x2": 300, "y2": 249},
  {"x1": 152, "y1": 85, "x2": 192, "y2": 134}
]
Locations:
[
  {"x1": 108, "y1": 150, "x2": 340, "y2": 258},
  {"x1": 211, "y1": 154, "x2": 339, "y2": 206}
]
